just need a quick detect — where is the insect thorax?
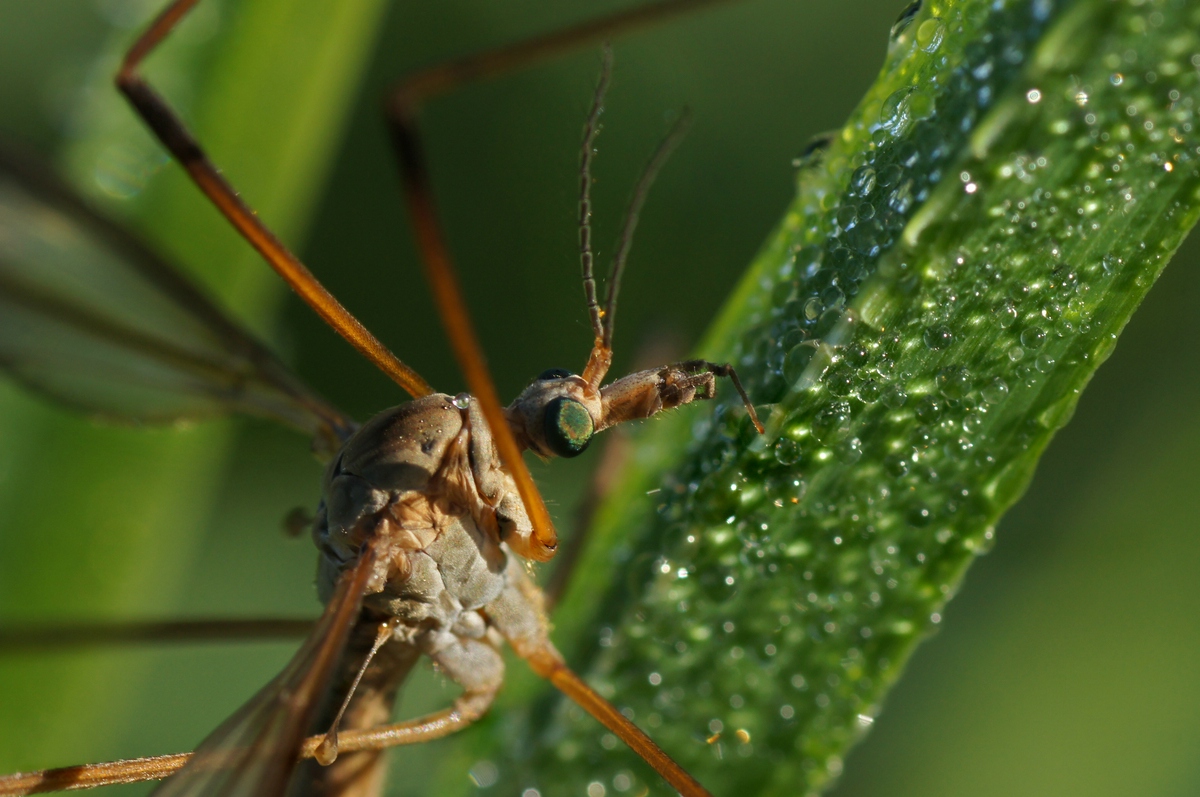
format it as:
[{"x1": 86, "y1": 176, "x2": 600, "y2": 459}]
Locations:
[{"x1": 312, "y1": 393, "x2": 529, "y2": 652}]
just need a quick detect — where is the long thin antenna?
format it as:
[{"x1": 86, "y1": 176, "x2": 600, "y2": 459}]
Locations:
[
  {"x1": 580, "y1": 45, "x2": 613, "y2": 343},
  {"x1": 602, "y1": 108, "x2": 692, "y2": 349}
]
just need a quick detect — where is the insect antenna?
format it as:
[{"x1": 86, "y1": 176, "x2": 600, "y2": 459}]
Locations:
[
  {"x1": 601, "y1": 107, "x2": 693, "y2": 351},
  {"x1": 579, "y1": 45, "x2": 613, "y2": 346},
  {"x1": 580, "y1": 55, "x2": 692, "y2": 389}
]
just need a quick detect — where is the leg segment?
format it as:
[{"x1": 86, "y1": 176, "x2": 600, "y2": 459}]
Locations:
[
  {"x1": 598, "y1": 359, "x2": 763, "y2": 432},
  {"x1": 304, "y1": 635, "x2": 503, "y2": 759},
  {"x1": 485, "y1": 558, "x2": 714, "y2": 797},
  {"x1": 117, "y1": 0, "x2": 432, "y2": 399},
  {"x1": 0, "y1": 618, "x2": 313, "y2": 652},
  {"x1": 394, "y1": 0, "x2": 738, "y2": 108}
]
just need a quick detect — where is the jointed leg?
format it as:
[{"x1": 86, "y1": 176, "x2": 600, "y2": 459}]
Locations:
[
  {"x1": 486, "y1": 558, "x2": 714, "y2": 797},
  {"x1": 117, "y1": 0, "x2": 432, "y2": 399},
  {"x1": 0, "y1": 639, "x2": 500, "y2": 795},
  {"x1": 386, "y1": 67, "x2": 560, "y2": 563},
  {"x1": 597, "y1": 358, "x2": 763, "y2": 432},
  {"x1": 0, "y1": 618, "x2": 313, "y2": 652},
  {"x1": 394, "y1": 0, "x2": 737, "y2": 109},
  {"x1": 310, "y1": 634, "x2": 501, "y2": 761},
  {"x1": 544, "y1": 430, "x2": 631, "y2": 609}
]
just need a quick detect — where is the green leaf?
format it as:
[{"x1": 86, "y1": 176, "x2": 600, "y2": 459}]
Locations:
[
  {"x1": 468, "y1": 0, "x2": 1200, "y2": 794},
  {"x1": 0, "y1": 0, "x2": 387, "y2": 774}
]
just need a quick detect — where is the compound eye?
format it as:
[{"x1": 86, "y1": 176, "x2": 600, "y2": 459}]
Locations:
[
  {"x1": 542, "y1": 396, "x2": 594, "y2": 458},
  {"x1": 538, "y1": 368, "x2": 574, "y2": 381}
]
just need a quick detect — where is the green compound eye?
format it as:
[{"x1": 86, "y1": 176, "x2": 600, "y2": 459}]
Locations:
[{"x1": 542, "y1": 396, "x2": 594, "y2": 458}]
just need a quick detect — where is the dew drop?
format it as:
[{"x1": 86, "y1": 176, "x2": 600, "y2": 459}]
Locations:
[
  {"x1": 881, "y1": 88, "x2": 913, "y2": 132},
  {"x1": 981, "y1": 377, "x2": 1010, "y2": 404},
  {"x1": 882, "y1": 385, "x2": 909, "y2": 408},
  {"x1": 836, "y1": 205, "x2": 858, "y2": 229},
  {"x1": 851, "y1": 165, "x2": 878, "y2": 196},
  {"x1": 915, "y1": 18, "x2": 945, "y2": 53},
  {"x1": 923, "y1": 325, "x2": 954, "y2": 349},
  {"x1": 1020, "y1": 327, "x2": 1047, "y2": 349},
  {"x1": 889, "y1": 0, "x2": 922, "y2": 42},
  {"x1": 784, "y1": 343, "x2": 818, "y2": 383},
  {"x1": 915, "y1": 396, "x2": 943, "y2": 422},
  {"x1": 994, "y1": 299, "x2": 1018, "y2": 328},
  {"x1": 936, "y1": 366, "x2": 971, "y2": 399},
  {"x1": 907, "y1": 90, "x2": 936, "y2": 122},
  {"x1": 774, "y1": 438, "x2": 802, "y2": 466},
  {"x1": 803, "y1": 296, "x2": 823, "y2": 321},
  {"x1": 836, "y1": 437, "x2": 863, "y2": 464}
]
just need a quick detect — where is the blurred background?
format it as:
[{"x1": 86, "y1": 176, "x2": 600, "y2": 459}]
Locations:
[{"x1": 0, "y1": 0, "x2": 1197, "y2": 795}]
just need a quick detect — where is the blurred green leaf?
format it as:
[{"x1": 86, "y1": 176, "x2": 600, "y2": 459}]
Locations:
[{"x1": 469, "y1": 0, "x2": 1200, "y2": 794}]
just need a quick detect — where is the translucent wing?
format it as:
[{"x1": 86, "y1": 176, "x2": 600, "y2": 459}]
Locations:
[
  {"x1": 152, "y1": 541, "x2": 381, "y2": 797},
  {"x1": 0, "y1": 149, "x2": 354, "y2": 450}
]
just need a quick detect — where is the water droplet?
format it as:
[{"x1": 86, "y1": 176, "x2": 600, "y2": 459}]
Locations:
[
  {"x1": 889, "y1": 0, "x2": 922, "y2": 43},
  {"x1": 825, "y1": 364, "x2": 856, "y2": 397},
  {"x1": 881, "y1": 88, "x2": 913, "y2": 132},
  {"x1": 784, "y1": 343, "x2": 818, "y2": 383},
  {"x1": 803, "y1": 296, "x2": 823, "y2": 321},
  {"x1": 936, "y1": 366, "x2": 971, "y2": 399},
  {"x1": 916, "y1": 396, "x2": 943, "y2": 422},
  {"x1": 994, "y1": 299, "x2": 1018, "y2": 328},
  {"x1": 1020, "y1": 327, "x2": 1047, "y2": 349},
  {"x1": 836, "y1": 205, "x2": 858, "y2": 229},
  {"x1": 859, "y1": 378, "x2": 883, "y2": 402},
  {"x1": 916, "y1": 18, "x2": 945, "y2": 52},
  {"x1": 851, "y1": 165, "x2": 877, "y2": 196},
  {"x1": 836, "y1": 437, "x2": 863, "y2": 464},
  {"x1": 821, "y1": 285, "x2": 846, "y2": 310},
  {"x1": 981, "y1": 377, "x2": 1009, "y2": 404},
  {"x1": 882, "y1": 386, "x2": 909, "y2": 408},
  {"x1": 774, "y1": 438, "x2": 802, "y2": 466},
  {"x1": 923, "y1": 325, "x2": 954, "y2": 349},
  {"x1": 908, "y1": 91, "x2": 936, "y2": 121}
]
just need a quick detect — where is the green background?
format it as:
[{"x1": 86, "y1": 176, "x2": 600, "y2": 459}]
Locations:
[{"x1": 0, "y1": 1, "x2": 1197, "y2": 796}]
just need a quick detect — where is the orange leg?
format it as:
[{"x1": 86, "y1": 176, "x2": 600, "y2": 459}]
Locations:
[{"x1": 114, "y1": 0, "x2": 432, "y2": 400}]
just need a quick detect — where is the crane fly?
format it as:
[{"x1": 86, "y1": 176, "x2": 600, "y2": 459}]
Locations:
[{"x1": 0, "y1": 0, "x2": 762, "y2": 794}]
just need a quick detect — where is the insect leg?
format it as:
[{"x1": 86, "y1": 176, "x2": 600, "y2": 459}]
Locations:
[
  {"x1": 0, "y1": 754, "x2": 190, "y2": 795},
  {"x1": 394, "y1": 0, "x2": 739, "y2": 109},
  {"x1": 0, "y1": 618, "x2": 313, "y2": 653},
  {"x1": 598, "y1": 359, "x2": 764, "y2": 433},
  {"x1": 385, "y1": 75, "x2": 561, "y2": 563},
  {"x1": 486, "y1": 560, "x2": 714, "y2": 797},
  {"x1": 117, "y1": 0, "x2": 432, "y2": 399},
  {"x1": 543, "y1": 430, "x2": 632, "y2": 609},
  {"x1": 303, "y1": 636, "x2": 504, "y2": 758}
]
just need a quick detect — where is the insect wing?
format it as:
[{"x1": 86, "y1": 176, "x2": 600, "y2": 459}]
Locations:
[
  {"x1": 152, "y1": 543, "x2": 381, "y2": 797},
  {"x1": 0, "y1": 150, "x2": 354, "y2": 450}
]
